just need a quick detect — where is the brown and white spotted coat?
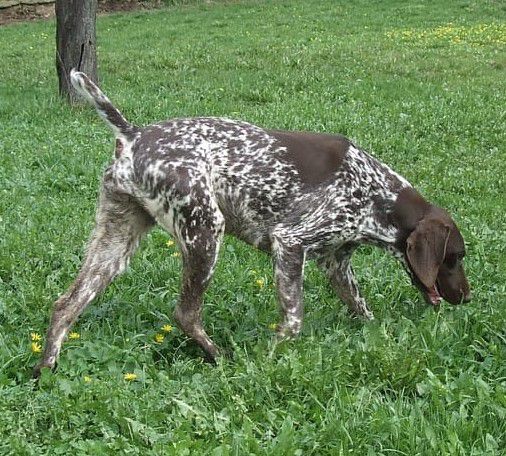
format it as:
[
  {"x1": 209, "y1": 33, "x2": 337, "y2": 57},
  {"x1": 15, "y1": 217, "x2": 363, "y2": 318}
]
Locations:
[{"x1": 34, "y1": 71, "x2": 471, "y2": 376}]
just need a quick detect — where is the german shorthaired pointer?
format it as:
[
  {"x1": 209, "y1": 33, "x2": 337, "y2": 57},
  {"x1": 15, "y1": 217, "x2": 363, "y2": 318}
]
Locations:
[{"x1": 34, "y1": 71, "x2": 471, "y2": 376}]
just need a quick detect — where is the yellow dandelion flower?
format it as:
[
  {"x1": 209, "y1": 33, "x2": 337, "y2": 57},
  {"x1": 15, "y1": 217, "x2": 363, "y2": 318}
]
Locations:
[
  {"x1": 68, "y1": 332, "x2": 80, "y2": 340},
  {"x1": 166, "y1": 239, "x2": 175, "y2": 248},
  {"x1": 268, "y1": 323, "x2": 278, "y2": 330},
  {"x1": 154, "y1": 333, "x2": 165, "y2": 343},
  {"x1": 161, "y1": 324, "x2": 173, "y2": 333},
  {"x1": 172, "y1": 252, "x2": 180, "y2": 257},
  {"x1": 84, "y1": 376, "x2": 92, "y2": 383},
  {"x1": 124, "y1": 373, "x2": 137, "y2": 381},
  {"x1": 30, "y1": 332, "x2": 42, "y2": 342},
  {"x1": 255, "y1": 278, "x2": 265, "y2": 288},
  {"x1": 31, "y1": 342, "x2": 42, "y2": 353}
]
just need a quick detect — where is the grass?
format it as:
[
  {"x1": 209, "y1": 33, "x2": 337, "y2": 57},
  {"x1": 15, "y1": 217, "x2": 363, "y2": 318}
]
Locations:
[{"x1": 0, "y1": 0, "x2": 505, "y2": 453}]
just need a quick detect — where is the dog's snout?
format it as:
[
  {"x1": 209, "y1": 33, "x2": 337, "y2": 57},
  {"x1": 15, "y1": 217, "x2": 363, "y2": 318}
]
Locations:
[{"x1": 462, "y1": 290, "x2": 472, "y2": 303}]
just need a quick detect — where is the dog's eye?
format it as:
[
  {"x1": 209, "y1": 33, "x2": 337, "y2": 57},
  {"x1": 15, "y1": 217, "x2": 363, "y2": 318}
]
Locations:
[
  {"x1": 445, "y1": 252, "x2": 465, "y2": 268},
  {"x1": 444, "y1": 254, "x2": 458, "y2": 268}
]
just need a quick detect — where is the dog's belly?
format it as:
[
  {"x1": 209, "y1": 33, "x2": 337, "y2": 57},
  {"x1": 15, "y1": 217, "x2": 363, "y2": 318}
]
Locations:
[{"x1": 214, "y1": 178, "x2": 295, "y2": 251}]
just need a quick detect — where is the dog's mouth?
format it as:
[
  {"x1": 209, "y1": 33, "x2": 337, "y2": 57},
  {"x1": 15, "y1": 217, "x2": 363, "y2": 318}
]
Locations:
[
  {"x1": 404, "y1": 263, "x2": 443, "y2": 306},
  {"x1": 424, "y1": 283, "x2": 442, "y2": 306}
]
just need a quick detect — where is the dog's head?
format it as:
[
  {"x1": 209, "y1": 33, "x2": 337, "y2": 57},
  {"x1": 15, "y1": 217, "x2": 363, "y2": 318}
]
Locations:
[
  {"x1": 405, "y1": 208, "x2": 471, "y2": 305},
  {"x1": 394, "y1": 189, "x2": 471, "y2": 306}
]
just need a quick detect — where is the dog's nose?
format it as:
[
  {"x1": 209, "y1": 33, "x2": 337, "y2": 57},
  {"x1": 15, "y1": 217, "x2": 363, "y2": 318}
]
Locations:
[{"x1": 462, "y1": 291, "x2": 472, "y2": 303}]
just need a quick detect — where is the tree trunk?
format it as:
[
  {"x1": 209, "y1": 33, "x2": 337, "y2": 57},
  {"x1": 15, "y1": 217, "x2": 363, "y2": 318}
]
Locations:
[{"x1": 55, "y1": 0, "x2": 98, "y2": 103}]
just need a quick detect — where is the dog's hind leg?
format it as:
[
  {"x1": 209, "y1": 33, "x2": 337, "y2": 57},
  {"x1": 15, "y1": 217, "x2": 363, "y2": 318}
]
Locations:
[
  {"x1": 34, "y1": 189, "x2": 154, "y2": 378},
  {"x1": 170, "y1": 202, "x2": 225, "y2": 362}
]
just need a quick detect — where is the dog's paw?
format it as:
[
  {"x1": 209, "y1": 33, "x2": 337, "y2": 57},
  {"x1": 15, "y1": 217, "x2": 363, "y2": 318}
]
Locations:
[
  {"x1": 32, "y1": 362, "x2": 55, "y2": 380},
  {"x1": 349, "y1": 302, "x2": 374, "y2": 321},
  {"x1": 275, "y1": 325, "x2": 300, "y2": 340},
  {"x1": 362, "y1": 310, "x2": 374, "y2": 321}
]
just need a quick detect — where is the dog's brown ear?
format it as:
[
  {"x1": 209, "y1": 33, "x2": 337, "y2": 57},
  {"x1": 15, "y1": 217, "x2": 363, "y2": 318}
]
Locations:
[{"x1": 406, "y1": 219, "x2": 450, "y2": 289}]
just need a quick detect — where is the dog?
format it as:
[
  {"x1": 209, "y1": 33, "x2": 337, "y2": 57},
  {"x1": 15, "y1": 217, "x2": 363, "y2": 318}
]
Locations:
[{"x1": 33, "y1": 70, "x2": 470, "y2": 376}]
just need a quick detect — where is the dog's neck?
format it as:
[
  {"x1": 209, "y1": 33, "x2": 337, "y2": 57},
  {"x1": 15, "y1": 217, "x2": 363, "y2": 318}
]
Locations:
[
  {"x1": 345, "y1": 147, "x2": 414, "y2": 248},
  {"x1": 359, "y1": 180, "x2": 430, "y2": 254}
]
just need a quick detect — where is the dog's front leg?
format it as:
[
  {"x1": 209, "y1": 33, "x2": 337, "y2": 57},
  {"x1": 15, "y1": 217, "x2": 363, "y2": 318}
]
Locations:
[
  {"x1": 271, "y1": 236, "x2": 305, "y2": 338},
  {"x1": 318, "y1": 243, "x2": 374, "y2": 320}
]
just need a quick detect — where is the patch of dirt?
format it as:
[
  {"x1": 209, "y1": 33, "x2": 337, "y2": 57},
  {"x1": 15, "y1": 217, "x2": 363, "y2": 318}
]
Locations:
[
  {"x1": 0, "y1": 4, "x2": 53, "y2": 25},
  {"x1": 0, "y1": 1, "x2": 162, "y2": 26},
  {"x1": 98, "y1": 0, "x2": 161, "y2": 13}
]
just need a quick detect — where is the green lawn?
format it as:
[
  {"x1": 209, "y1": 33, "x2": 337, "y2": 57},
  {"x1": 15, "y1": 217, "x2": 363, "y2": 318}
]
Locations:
[{"x1": 1, "y1": 0, "x2": 505, "y2": 453}]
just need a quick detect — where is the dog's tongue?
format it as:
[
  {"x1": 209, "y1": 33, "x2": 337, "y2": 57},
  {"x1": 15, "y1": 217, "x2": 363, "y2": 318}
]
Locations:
[{"x1": 427, "y1": 285, "x2": 442, "y2": 306}]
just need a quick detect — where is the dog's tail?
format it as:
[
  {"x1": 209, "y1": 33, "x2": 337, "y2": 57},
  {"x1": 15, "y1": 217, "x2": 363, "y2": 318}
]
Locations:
[{"x1": 70, "y1": 69, "x2": 137, "y2": 140}]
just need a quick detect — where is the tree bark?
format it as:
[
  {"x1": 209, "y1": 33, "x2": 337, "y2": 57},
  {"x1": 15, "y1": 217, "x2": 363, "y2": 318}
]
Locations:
[{"x1": 55, "y1": 0, "x2": 98, "y2": 103}]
